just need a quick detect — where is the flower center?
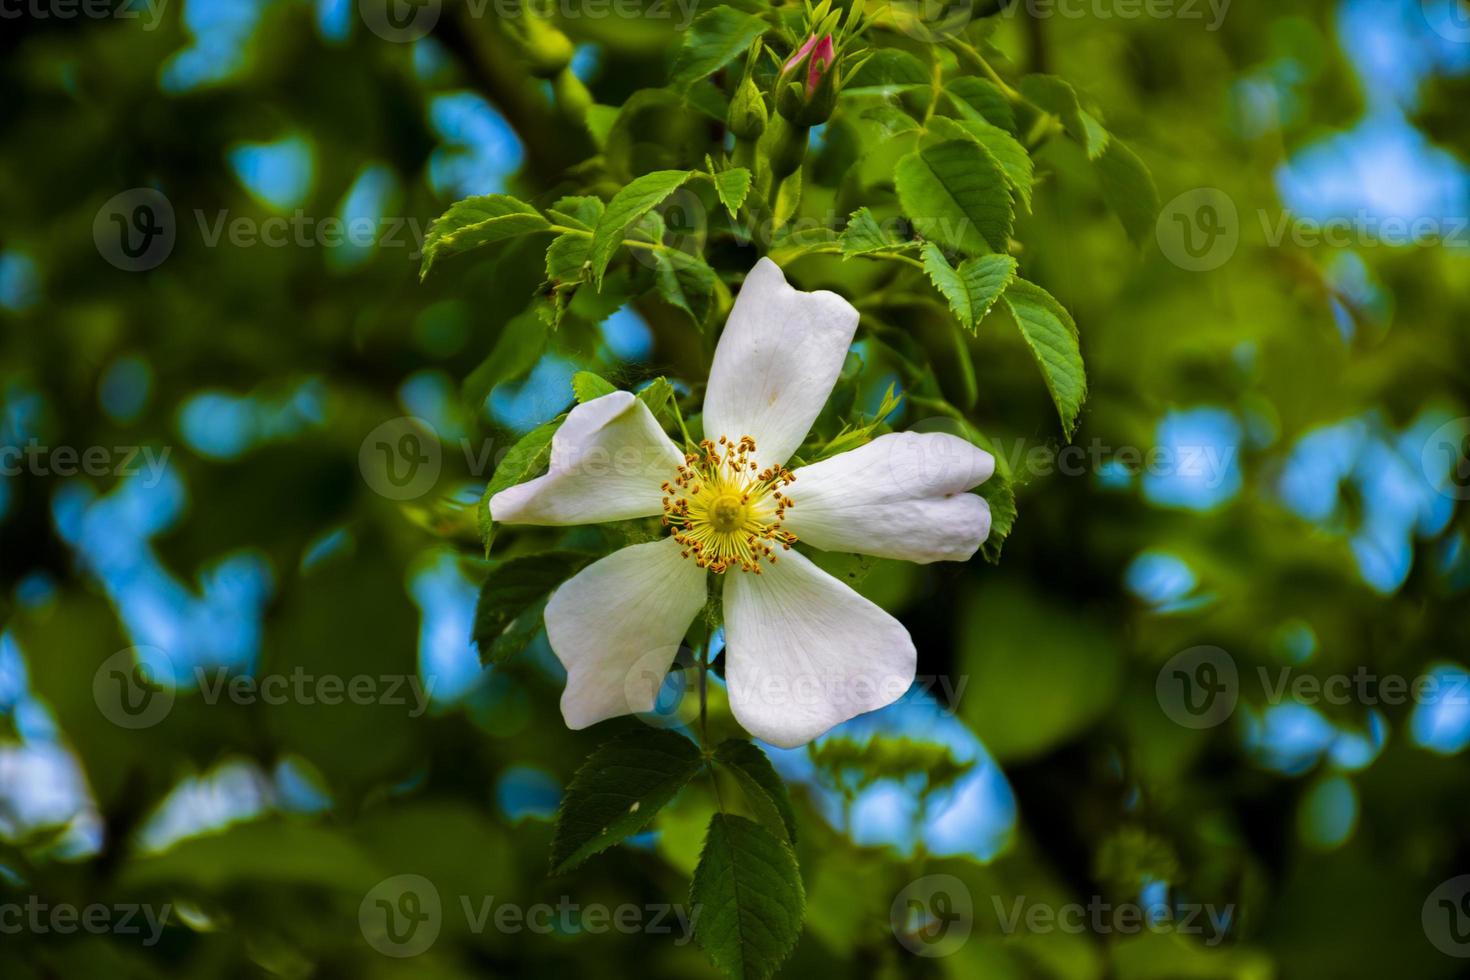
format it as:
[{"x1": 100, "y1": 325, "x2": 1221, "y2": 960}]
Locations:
[{"x1": 661, "y1": 435, "x2": 797, "y2": 574}]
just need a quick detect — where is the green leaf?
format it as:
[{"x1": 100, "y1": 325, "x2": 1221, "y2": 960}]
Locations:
[
  {"x1": 589, "y1": 170, "x2": 694, "y2": 286},
  {"x1": 894, "y1": 140, "x2": 1013, "y2": 256},
  {"x1": 653, "y1": 249, "x2": 719, "y2": 325},
  {"x1": 551, "y1": 729, "x2": 705, "y2": 874},
  {"x1": 572, "y1": 371, "x2": 618, "y2": 403},
  {"x1": 711, "y1": 166, "x2": 753, "y2": 218},
  {"x1": 546, "y1": 232, "x2": 591, "y2": 282},
  {"x1": 1002, "y1": 278, "x2": 1087, "y2": 439},
  {"x1": 477, "y1": 417, "x2": 562, "y2": 554},
  {"x1": 920, "y1": 244, "x2": 1016, "y2": 333},
  {"x1": 714, "y1": 740, "x2": 797, "y2": 843},
  {"x1": 462, "y1": 308, "x2": 548, "y2": 415},
  {"x1": 926, "y1": 115, "x2": 1034, "y2": 211},
  {"x1": 473, "y1": 551, "x2": 595, "y2": 665},
  {"x1": 773, "y1": 168, "x2": 802, "y2": 228},
  {"x1": 672, "y1": 6, "x2": 769, "y2": 84},
  {"x1": 420, "y1": 195, "x2": 551, "y2": 280},
  {"x1": 636, "y1": 376, "x2": 676, "y2": 425},
  {"x1": 1019, "y1": 75, "x2": 1109, "y2": 159},
  {"x1": 1094, "y1": 138, "x2": 1160, "y2": 247},
  {"x1": 843, "y1": 49, "x2": 929, "y2": 94},
  {"x1": 977, "y1": 467, "x2": 1016, "y2": 564},
  {"x1": 945, "y1": 76, "x2": 1016, "y2": 132},
  {"x1": 839, "y1": 207, "x2": 907, "y2": 256},
  {"x1": 691, "y1": 814, "x2": 805, "y2": 980},
  {"x1": 547, "y1": 195, "x2": 605, "y2": 231}
]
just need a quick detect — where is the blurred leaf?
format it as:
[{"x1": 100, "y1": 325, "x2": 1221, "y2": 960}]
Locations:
[
  {"x1": 420, "y1": 195, "x2": 551, "y2": 280},
  {"x1": 637, "y1": 376, "x2": 677, "y2": 426},
  {"x1": 1001, "y1": 278, "x2": 1087, "y2": 439},
  {"x1": 473, "y1": 551, "x2": 595, "y2": 665},
  {"x1": 551, "y1": 729, "x2": 705, "y2": 873},
  {"x1": 946, "y1": 76, "x2": 1017, "y2": 132},
  {"x1": 672, "y1": 6, "x2": 770, "y2": 84},
  {"x1": 1095, "y1": 138, "x2": 1160, "y2": 246},
  {"x1": 691, "y1": 814, "x2": 805, "y2": 980},
  {"x1": 844, "y1": 49, "x2": 929, "y2": 94},
  {"x1": 895, "y1": 139, "x2": 1013, "y2": 255},
  {"x1": 714, "y1": 739, "x2": 797, "y2": 843},
  {"x1": 1020, "y1": 74, "x2": 1110, "y2": 159},
  {"x1": 653, "y1": 249, "x2": 720, "y2": 325}
]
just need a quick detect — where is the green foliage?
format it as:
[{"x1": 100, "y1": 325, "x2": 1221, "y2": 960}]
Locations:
[
  {"x1": 921, "y1": 244, "x2": 1016, "y2": 333},
  {"x1": 895, "y1": 139, "x2": 1014, "y2": 255},
  {"x1": 713, "y1": 740, "x2": 798, "y2": 843},
  {"x1": 1001, "y1": 278, "x2": 1088, "y2": 439},
  {"x1": 691, "y1": 814, "x2": 805, "y2": 980},
  {"x1": 420, "y1": 194, "x2": 550, "y2": 279},
  {"x1": 551, "y1": 729, "x2": 705, "y2": 874},
  {"x1": 473, "y1": 551, "x2": 595, "y2": 664}
]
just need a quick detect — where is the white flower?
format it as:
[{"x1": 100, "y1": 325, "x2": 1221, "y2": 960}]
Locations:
[{"x1": 491, "y1": 258, "x2": 995, "y2": 748}]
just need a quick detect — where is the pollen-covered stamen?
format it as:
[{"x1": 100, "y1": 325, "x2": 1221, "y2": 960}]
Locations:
[{"x1": 662, "y1": 435, "x2": 797, "y2": 574}]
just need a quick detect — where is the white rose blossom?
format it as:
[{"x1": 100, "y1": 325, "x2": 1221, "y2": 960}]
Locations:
[{"x1": 491, "y1": 258, "x2": 995, "y2": 748}]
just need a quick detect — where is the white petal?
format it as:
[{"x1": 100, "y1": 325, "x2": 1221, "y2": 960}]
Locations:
[
  {"x1": 490, "y1": 391, "x2": 683, "y2": 526},
  {"x1": 545, "y1": 538, "x2": 709, "y2": 730},
  {"x1": 784, "y1": 432, "x2": 995, "y2": 563},
  {"x1": 722, "y1": 549, "x2": 916, "y2": 748},
  {"x1": 701, "y1": 258, "x2": 859, "y2": 469}
]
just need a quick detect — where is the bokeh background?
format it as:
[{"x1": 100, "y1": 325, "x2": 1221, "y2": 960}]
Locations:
[{"x1": 3, "y1": 0, "x2": 1470, "y2": 976}]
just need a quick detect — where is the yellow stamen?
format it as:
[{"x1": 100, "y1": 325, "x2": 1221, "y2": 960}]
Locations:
[{"x1": 662, "y1": 435, "x2": 797, "y2": 574}]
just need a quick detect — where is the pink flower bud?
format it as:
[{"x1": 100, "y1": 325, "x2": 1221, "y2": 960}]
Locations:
[{"x1": 784, "y1": 34, "x2": 836, "y2": 96}]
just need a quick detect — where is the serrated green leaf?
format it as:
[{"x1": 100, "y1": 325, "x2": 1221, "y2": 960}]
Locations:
[
  {"x1": 945, "y1": 76, "x2": 1016, "y2": 133},
  {"x1": 477, "y1": 416, "x2": 563, "y2": 554},
  {"x1": 978, "y1": 469, "x2": 1016, "y2": 564},
  {"x1": 1002, "y1": 278, "x2": 1086, "y2": 439},
  {"x1": 473, "y1": 550, "x2": 594, "y2": 664},
  {"x1": 920, "y1": 244, "x2": 1016, "y2": 332},
  {"x1": 839, "y1": 207, "x2": 907, "y2": 256},
  {"x1": 572, "y1": 371, "x2": 618, "y2": 403},
  {"x1": 691, "y1": 814, "x2": 805, "y2": 980},
  {"x1": 672, "y1": 6, "x2": 769, "y2": 84},
  {"x1": 589, "y1": 170, "x2": 694, "y2": 286},
  {"x1": 711, "y1": 167, "x2": 752, "y2": 218},
  {"x1": 547, "y1": 195, "x2": 605, "y2": 231},
  {"x1": 552, "y1": 730, "x2": 705, "y2": 874},
  {"x1": 636, "y1": 376, "x2": 676, "y2": 425},
  {"x1": 653, "y1": 249, "x2": 719, "y2": 325},
  {"x1": 420, "y1": 195, "x2": 551, "y2": 280},
  {"x1": 1095, "y1": 138, "x2": 1160, "y2": 246},
  {"x1": 926, "y1": 115, "x2": 1034, "y2": 211},
  {"x1": 714, "y1": 740, "x2": 797, "y2": 843},
  {"x1": 895, "y1": 140, "x2": 1013, "y2": 256},
  {"x1": 1019, "y1": 75, "x2": 1109, "y2": 159}
]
